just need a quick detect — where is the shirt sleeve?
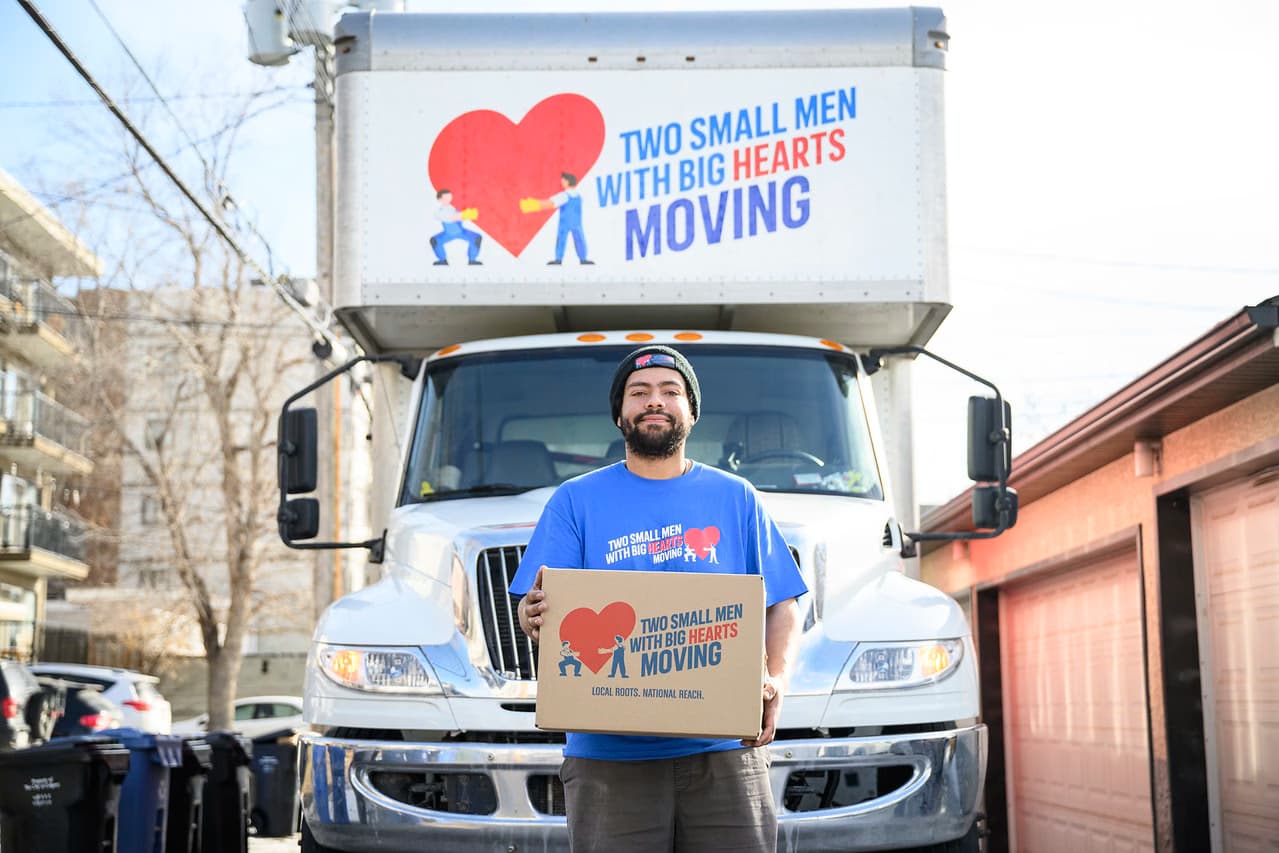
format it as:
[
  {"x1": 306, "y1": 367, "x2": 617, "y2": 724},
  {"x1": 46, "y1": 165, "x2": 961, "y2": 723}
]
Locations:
[
  {"x1": 749, "y1": 487, "x2": 809, "y2": 607},
  {"x1": 509, "y1": 487, "x2": 582, "y2": 597},
  {"x1": 550, "y1": 191, "x2": 570, "y2": 208}
]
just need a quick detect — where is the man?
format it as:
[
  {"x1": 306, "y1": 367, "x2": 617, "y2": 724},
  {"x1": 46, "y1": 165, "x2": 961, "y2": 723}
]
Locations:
[
  {"x1": 509, "y1": 345, "x2": 806, "y2": 853},
  {"x1": 430, "y1": 188, "x2": 482, "y2": 265},
  {"x1": 520, "y1": 172, "x2": 593, "y2": 265}
]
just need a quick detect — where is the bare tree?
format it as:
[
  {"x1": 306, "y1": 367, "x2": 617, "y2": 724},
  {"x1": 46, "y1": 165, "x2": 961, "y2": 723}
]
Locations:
[{"x1": 64, "y1": 93, "x2": 315, "y2": 729}]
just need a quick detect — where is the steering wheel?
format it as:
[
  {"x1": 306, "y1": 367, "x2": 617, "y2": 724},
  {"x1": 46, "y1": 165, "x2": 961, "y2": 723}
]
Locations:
[{"x1": 738, "y1": 449, "x2": 826, "y2": 468}]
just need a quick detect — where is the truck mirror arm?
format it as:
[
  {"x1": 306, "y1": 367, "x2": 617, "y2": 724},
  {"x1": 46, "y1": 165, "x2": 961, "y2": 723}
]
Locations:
[
  {"x1": 865, "y1": 345, "x2": 1017, "y2": 543},
  {"x1": 276, "y1": 353, "x2": 421, "y2": 557}
]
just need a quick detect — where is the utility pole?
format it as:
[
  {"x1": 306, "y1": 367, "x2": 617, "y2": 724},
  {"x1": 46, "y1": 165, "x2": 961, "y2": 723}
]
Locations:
[{"x1": 311, "y1": 42, "x2": 345, "y2": 619}]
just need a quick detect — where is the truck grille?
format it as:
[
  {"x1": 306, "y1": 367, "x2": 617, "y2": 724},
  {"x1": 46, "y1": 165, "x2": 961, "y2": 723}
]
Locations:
[{"x1": 476, "y1": 545, "x2": 537, "y2": 680}]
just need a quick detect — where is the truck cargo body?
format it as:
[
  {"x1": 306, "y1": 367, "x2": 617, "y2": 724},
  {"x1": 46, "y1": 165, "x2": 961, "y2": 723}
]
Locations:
[{"x1": 297, "y1": 8, "x2": 987, "y2": 851}]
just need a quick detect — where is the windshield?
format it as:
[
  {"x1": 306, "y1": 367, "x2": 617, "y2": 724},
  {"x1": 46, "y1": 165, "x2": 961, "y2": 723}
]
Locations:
[{"x1": 401, "y1": 345, "x2": 883, "y2": 504}]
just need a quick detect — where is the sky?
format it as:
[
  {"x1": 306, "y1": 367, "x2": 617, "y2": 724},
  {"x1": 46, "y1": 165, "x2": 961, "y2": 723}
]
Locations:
[{"x1": 2, "y1": 0, "x2": 1276, "y2": 507}]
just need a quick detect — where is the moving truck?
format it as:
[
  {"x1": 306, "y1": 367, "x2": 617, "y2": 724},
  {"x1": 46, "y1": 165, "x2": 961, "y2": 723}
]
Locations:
[{"x1": 276, "y1": 7, "x2": 1017, "y2": 851}]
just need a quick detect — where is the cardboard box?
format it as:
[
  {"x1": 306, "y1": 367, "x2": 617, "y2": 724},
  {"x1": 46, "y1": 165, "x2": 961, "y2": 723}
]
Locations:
[{"x1": 535, "y1": 568, "x2": 766, "y2": 740}]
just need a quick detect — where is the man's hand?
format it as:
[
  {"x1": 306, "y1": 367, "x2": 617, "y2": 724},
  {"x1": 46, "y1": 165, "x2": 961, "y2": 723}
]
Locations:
[
  {"x1": 517, "y1": 566, "x2": 547, "y2": 642},
  {"x1": 741, "y1": 674, "x2": 784, "y2": 747},
  {"x1": 519, "y1": 198, "x2": 542, "y2": 213},
  {"x1": 460, "y1": 207, "x2": 479, "y2": 221}
]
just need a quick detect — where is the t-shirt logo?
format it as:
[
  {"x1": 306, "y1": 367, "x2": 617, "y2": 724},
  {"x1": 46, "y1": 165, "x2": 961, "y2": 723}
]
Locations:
[{"x1": 683, "y1": 526, "x2": 721, "y2": 563}]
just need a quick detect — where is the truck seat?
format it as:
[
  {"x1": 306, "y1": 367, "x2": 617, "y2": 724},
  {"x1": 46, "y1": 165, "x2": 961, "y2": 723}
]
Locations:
[
  {"x1": 719, "y1": 411, "x2": 805, "y2": 468},
  {"x1": 473, "y1": 440, "x2": 557, "y2": 488}
]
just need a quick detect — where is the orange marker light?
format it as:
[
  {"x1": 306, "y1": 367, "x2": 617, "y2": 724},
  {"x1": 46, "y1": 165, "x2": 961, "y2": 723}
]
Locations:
[
  {"x1": 674, "y1": 332, "x2": 703, "y2": 341},
  {"x1": 577, "y1": 334, "x2": 606, "y2": 342},
  {"x1": 919, "y1": 644, "x2": 950, "y2": 677},
  {"x1": 625, "y1": 332, "x2": 654, "y2": 342},
  {"x1": 819, "y1": 339, "x2": 844, "y2": 351},
  {"x1": 437, "y1": 344, "x2": 462, "y2": 356},
  {"x1": 331, "y1": 650, "x2": 361, "y2": 684}
]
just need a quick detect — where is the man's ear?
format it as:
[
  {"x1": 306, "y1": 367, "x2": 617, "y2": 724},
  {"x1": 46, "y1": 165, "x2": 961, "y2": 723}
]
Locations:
[{"x1": 616, "y1": 417, "x2": 623, "y2": 429}]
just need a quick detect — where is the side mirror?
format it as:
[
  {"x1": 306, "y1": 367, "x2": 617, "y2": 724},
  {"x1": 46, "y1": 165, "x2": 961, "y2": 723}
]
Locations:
[
  {"x1": 281, "y1": 498, "x2": 320, "y2": 541},
  {"x1": 281, "y1": 408, "x2": 318, "y2": 494},
  {"x1": 967, "y1": 396, "x2": 1011, "y2": 482},
  {"x1": 973, "y1": 485, "x2": 1018, "y2": 530}
]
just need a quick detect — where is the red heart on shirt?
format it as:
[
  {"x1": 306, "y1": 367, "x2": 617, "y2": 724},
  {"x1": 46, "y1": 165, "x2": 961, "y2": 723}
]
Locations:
[
  {"x1": 558, "y1": 602, "x2": 636, "y2": 674},
  {"x1": 684, "y1": 526, "x2": 721, "y2": 560},
  {"x1": 427, "y1": 93, "x2": 606, "y2": 258}
]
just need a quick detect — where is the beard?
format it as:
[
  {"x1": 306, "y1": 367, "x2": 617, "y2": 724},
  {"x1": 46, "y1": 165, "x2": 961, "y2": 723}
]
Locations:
[{"x1": 621, "y1": 412, "x2": 689, "y2": 459}]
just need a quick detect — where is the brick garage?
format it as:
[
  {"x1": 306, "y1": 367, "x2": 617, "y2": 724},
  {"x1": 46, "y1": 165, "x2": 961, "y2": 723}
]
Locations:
[{"x1": 921, "y1": 299, "x2": 1279, "y2": 853}]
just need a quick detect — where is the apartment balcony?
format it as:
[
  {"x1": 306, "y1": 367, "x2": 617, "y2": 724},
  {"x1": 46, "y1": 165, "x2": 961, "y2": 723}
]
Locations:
[
  {"x1": 0, "y1": 277, "x2": 89, "y2": 370},
  {"x1": 0, "y1": 504, "x2": 89, "y2": 582},
  {"x1": 0, "y1": 391, "x2": 93, "y2": 476}
]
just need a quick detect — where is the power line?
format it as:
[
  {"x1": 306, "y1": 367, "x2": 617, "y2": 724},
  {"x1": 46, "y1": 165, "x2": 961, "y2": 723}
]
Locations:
[
  {"x1": 85, "y1": 0, "x2": 220, "y2": 187},
  {"x1": 2, "y1": 303, "x2": 313, "y2": 331},
  {"x1": 0, "y1": 86, "x2": 307, "y2": 109},
  {"x1": 10, "y1": 0, "x2": 342, "y2": 356},
  {"x1": 0, "y1": 94, "x2": 307, "y2": 233},
  {"x1": 958, "y1": 245, "x2": 1279, "y2": 277}
]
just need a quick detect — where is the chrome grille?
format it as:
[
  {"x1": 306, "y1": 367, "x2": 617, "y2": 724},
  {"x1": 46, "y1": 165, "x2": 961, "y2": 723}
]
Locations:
[{"x1": 476, "y1": 545, "x2": 537, "y2": 680}]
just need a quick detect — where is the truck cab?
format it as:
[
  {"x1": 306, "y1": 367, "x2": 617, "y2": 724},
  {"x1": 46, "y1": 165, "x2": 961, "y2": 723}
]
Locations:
[{"x1": 280, "y1": 7, "x2": 1011, "y2": 851}]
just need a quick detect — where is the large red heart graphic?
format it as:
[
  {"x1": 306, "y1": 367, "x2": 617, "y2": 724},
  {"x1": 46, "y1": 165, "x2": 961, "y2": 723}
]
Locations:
[
  {"x1": 684, "y1": 526, "x2": 721, "y2": 560},
  {"x1": 427, "y1": 94, "x2": 606, "y2": 258},
  {"x1": 558, "y1": 602, "x2": 636, "y2": 674}
]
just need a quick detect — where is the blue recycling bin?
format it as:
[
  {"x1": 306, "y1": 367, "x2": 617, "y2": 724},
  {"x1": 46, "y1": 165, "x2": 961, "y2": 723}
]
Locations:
[{"x1": 103, "y1": 728, "x2": 183, "y2": 853}]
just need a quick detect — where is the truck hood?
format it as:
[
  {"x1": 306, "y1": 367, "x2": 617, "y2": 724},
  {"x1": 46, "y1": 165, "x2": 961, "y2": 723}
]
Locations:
[{"x1": 315, "y1": 488, "x2": 965, "y2": 647}]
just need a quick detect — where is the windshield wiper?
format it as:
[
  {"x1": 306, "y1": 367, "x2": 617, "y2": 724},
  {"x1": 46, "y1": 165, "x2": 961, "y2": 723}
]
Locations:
[{"x1": 414, "y1": 483, "x2": 538, "y2": 503}]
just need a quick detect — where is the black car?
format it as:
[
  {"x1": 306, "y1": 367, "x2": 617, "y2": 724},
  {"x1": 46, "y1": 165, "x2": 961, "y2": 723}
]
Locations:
[
  {"x1": 50, "y1": 686, "x2": 124, "y2": 738},
  {"x1": 0, "y1": 660, "x2": 41, "y2": 749}
]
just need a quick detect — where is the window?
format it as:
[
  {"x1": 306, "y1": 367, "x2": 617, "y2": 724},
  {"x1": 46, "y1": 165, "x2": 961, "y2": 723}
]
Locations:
[{"x1": 140, "y1": 496, "x2": 160, "y2": 526}]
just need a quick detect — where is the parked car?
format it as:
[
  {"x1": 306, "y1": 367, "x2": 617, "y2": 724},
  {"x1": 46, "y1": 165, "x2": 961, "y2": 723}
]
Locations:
[
  {"x1": 0, "y1": 660, "x2": 41, "y2": 749},
  {"x1": 28, "y1": 663, "x2": 172, "y2": 733},
  {"x1": 50, "y1": 685, "x2": 124, "y2": 737},
  {"x1": 172, "y1": 695, "x2": 305, "y2": 739}
]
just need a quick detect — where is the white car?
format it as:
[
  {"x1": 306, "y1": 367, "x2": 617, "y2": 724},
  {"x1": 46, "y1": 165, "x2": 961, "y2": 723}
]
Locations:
[
  {"x1": 28, "y1": 663, "x2": 172, "y2": 733},
  {"x1": 172, "y1": 695, "x2": 305, "y2": 739}
]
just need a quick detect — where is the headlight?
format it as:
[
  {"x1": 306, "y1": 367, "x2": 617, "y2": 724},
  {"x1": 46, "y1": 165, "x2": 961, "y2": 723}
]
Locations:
[
  {"x1": 317, "y1": 645, "x2": 436, "y2": 693},
  {"x1": 845, "y1": 639, "x2": 963, "y2": 689}
]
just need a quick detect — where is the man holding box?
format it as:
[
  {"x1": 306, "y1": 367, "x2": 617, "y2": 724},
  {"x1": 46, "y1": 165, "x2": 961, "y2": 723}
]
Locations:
[{"x1": 511, "y1": 345, "x2": 806, "y2": 853}]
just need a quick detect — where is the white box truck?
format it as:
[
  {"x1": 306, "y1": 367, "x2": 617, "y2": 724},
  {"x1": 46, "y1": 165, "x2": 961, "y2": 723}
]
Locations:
[{"x1": 277, "y1": 8, "x2": 1016, "y2": 851}]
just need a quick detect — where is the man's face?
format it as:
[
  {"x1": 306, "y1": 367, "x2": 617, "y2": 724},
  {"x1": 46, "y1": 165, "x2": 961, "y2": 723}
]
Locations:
[
  {"x1": 617, "y1": 366, "x2": 693, "y2": 459},
  {"x1": 439, "y1": 191, "x2": 452, "y2": 205}
]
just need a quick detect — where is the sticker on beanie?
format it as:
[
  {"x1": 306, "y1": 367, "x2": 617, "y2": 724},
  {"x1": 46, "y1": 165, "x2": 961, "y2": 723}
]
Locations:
[{"x1": 635, "y1": 353, "x2": 677, "y2": 369}]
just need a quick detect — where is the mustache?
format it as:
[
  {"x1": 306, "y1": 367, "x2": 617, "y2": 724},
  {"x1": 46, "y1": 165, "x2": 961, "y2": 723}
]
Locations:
[{"x1": 632, "y1": 411, "x2": 674, "y2": 426}]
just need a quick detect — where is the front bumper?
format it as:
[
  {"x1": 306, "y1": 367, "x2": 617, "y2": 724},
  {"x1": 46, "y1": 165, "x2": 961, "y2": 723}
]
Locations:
[{"x1": 300, "y1": 724, "x2": 985, "y2": 852}]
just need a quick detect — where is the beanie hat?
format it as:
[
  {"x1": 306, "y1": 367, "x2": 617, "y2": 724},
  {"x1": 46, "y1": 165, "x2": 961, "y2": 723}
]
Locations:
[{"x1": 609, "y1": 345, "x2": 700, "y2": 423}]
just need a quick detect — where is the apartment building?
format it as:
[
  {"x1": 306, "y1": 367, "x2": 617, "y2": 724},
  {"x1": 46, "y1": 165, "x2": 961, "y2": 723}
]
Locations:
[{"x1": 0, "y1": 166, "x2": 101, "y2": 661}]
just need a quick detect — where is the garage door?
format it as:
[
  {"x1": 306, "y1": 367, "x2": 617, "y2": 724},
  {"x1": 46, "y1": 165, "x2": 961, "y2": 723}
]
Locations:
[
  {"x1": 1194, "y1": 474, "x2": 1279, "y2": 852},
  {"x1": 1000, "y1": 551, "x2": 1154, "y2": 851}
]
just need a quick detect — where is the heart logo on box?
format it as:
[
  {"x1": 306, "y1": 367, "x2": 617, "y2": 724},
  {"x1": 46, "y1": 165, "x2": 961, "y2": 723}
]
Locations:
[
  {"x1": 684, "y1": 526, "x2": 721, "y2": 560},
  {"x1": 558, "y1": 602, "x2": 636, "y2": 674},
  {"x1": 427, "y1": 93, "x2": 606, "y2": 258}
]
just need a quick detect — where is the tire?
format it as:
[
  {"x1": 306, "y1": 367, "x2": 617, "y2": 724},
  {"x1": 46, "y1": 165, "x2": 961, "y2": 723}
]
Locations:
[
  {"x1": 24, "y1": 692, "x2": 56, "y2": 743},
  {"x1": 300, "y1": 817, "x2": 343, "y2": 853}
]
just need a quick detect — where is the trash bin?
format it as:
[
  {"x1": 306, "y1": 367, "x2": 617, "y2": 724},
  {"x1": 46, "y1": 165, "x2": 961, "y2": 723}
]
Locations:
[
  {"x1": 104, "y1": 728, "x2": 183, "y2": 853},
  {"x1": 0, "y1": 735, "x2": 130, "y2": 852},
  {"x1": 202, "y1": 731, "x2": 253, "y2": 853},
  {"x1": 248, "y1": 727, "x2": 301, "y2": 837},
  {"x1": 165, "y1": 736, "x2": 212, "y2": 853}
]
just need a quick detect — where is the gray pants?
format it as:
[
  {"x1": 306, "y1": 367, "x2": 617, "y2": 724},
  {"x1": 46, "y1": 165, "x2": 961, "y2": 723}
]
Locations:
[{"x1": 560, "y1": 748, "x2": 776, "y2": 852}]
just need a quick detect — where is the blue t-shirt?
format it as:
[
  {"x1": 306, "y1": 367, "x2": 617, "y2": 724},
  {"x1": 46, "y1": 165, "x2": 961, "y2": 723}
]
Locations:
[{"x1": 509, "y1": 461, "x2": 807, "y2": 761}]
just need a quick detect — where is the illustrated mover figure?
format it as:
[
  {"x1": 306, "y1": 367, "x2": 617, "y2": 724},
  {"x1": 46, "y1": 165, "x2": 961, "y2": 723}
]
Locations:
[
  {"x1": 511, "y1": 345, "x2": 807, "y2": 853},
  {"x1": 559, "y1": 641, "x2": 583, "y2": 677},
  {"x1": 430, "y1": 188, "x2": 482, "y2": 266},
  {"x1": 600, "y1": 634, "x2": 628, "y2": 679},
  {"x1": 520, "y1": 172, "x2": 594, "y2": 265}
]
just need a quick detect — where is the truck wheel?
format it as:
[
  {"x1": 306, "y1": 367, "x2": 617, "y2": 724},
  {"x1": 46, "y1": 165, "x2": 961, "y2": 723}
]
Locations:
[
  {"x1": 300, "y1": 818, "x2": 342, "y2": 853},
  {"x1": 899, "y1": 821, "x2": 980, "y2": 853}
]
